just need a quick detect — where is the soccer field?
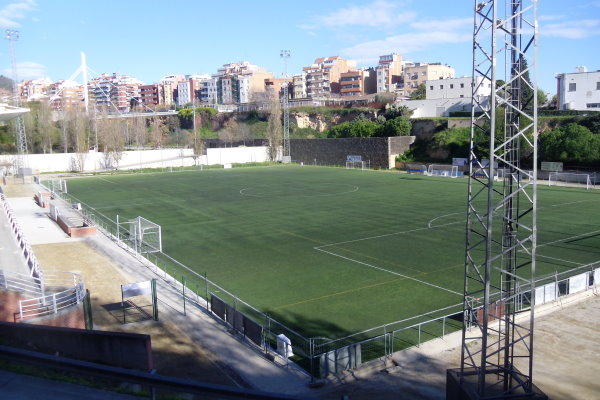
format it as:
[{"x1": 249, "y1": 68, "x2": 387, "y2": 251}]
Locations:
[{"x1": 63, "y1": 166, "x2": 600, "y2": 340}]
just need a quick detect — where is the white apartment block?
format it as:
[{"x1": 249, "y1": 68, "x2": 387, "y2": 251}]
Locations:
[
  {"x1": 376, "y1": 53, "x2": 403, "y2": 93},
  {"x1": 556, "y1": 67, "x2": 600, "y2": 110},
  {"x1": 293, "y1": 73, "x2": 307, "y2": 99},
  {"x1": 426, "y1": 76, "x2": 491, "y2": 100}
]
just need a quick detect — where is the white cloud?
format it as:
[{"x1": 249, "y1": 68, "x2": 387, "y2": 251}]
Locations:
[
  {"x1": 315, "y1": 1, "x2": 415, "y2": 28},
  {"x1": 342, "y1": 30, "x2": 471, "y2": 64},
  {"x1": 1, "y1": 61, "x2": 47, "y2": 80},
  {"x1": 340, "y1": 17, "x2": 472, "y2": 64},
  {"x1": 541, "y1": 19, "x2": 600, "y2": 39},
  {"x1": 0, "y1": 0, "x2": 36, "y2": 28}
]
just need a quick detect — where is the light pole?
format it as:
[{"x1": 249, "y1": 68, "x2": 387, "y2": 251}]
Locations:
[
  {"x1": 5, "y1": 29, "x2": 29, "y2": 175},
  {"x1": 280, "y1": 50, "x2": 291, "y2": 162}
]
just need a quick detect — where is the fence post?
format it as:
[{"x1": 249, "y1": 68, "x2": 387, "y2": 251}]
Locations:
[
  {"x1": 442, "y1": 317, "x2": 446, "y2": 339},
  {"x1": 418, "y1": 324, "x2": 421, "y2": 348},
  {"x1": 182, "y1": 276, "x2": 186, "y2": 316},
  {"x1": 19, "y1": 302, "x2": 23, "y2": 321},
  {"x1": 53, "y1": 293, "x2": 58, "y2": 314},
  {"x1": 204, "y1": 272, "x2": 209, "y2": 311}
]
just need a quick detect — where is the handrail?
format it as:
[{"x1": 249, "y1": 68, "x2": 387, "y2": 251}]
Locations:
[
  {"x1": 1, "y1": 269, "x2": 85, "y2": 322},
  {"x1": 17, "y1": 271, "x2": 85, "y2": 322}
]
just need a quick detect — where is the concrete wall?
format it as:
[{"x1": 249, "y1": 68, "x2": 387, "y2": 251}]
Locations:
[
  {"x1": 0, "y1": 320, "x2": 153, "y2": 370},
  {"x1": 290, "y1": 136, "x2": 415, "y2": 169},
  {"x1": 0, "y1": 147, "x2": 272, "y2": 174}
]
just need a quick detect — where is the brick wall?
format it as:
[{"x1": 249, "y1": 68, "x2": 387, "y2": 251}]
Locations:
[{"x1": 290, "y1": 136, "x2": 415, "y2": 169}]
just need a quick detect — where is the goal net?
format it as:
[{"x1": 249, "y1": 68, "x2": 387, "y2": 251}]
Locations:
[
  {"x1": 346, "y1": 155, "x2": 366, "y2": 170},
  {"x1": 121, "y1": 216, "x2": 162, "y2": 254},
  {"x1": 548, "y1": 172, "x2": 592, "y2": 190},
  {"x1": 427, "y1": 164, "x2": 459, "y2": 178},
  {"x1": 406, "y1": 163, "x2": 427, "y2": 175},
  {"x1": 44, "y1": 178, "x2": 68, "y2": 194}
]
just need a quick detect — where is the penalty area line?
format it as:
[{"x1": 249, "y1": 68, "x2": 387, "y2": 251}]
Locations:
[{"x1": 314, "y1": 246, "x2": 463, "y2": 297}]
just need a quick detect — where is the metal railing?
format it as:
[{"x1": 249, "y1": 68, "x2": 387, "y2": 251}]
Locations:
[
  {"x1": 0, "y1": 193, "x2": 41, "y2": 278},
  {"x1": 0, "y1": 269, "x2": 86, "y2": 322},
  {"x1": 40, "y1": 179, "x2": 600, "y2": 377}
]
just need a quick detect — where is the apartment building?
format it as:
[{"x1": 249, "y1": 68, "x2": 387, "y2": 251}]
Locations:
[
  {"x1": 139, "y1": 84, "x2": 160, "y2": 107},
  {"x1": 303, "y1": 56, "x2": 354, "y2": 98},
  {"x1": 19, "y1": 77, "x2": 53, "y2": 101},
  {"x1": 160, "y1": 75, "x2": 185, "y2": 106},
  {"x1": 264, "y1": 77, "x2": 292, "y2": 100},
  {"x1": 48, "y1": 80, "x2": 85, "y2": 111},
  {"x1": 292, "y1": 73, "x2": 307, "y2": 99},
  {"x1": 211, "y1": 62, "x2": 274, "y2": 105},
  {"x1": 88, "y1": 73, "x2": 143, "y2": 112},
  {"x1": 402, "y1": 63, "x2": 455, "y2": 97},
  {"x1": 426, "y1": 76, "x2": 491, "y2": 100},
  {"x1": 556, "y1": 67, "x2": 600, "y2": 110},
  {"x1": 176, "y1": 74, "x2": 212, "y2": 106},
  {"x1": 376, "y1": 53, "x2": 403, "y2": 93},
  {"x1": 340, "y1": 68, "x2": 376, "y2": 97}
]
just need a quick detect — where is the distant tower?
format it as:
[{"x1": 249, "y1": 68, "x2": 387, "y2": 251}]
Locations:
[
  {"x1": 280, "y1": 50, "x2": 291, "y2": 162},
  {"x1": 5, "y1": 29, "x2": 29, "y2": 175},
  {"x1": 447, "y1": 1, "x2": 547, "y2": 399}
]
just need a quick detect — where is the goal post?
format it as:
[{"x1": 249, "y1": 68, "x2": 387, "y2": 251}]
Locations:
[
  {"x1": 427, "y1": 164, "x2": 459, "y2": 178},
  {"x1": 548, "y1": 172, "x2": 592, "y2": 190},
  {"x1": 117, "y1": 215, "x2": 162, "y2": 254},
  {"x1": 346, "y1": 155, "x2": 367, "y2": 170},
  {"x1": 406, "y1": 163, "x2": 427, "y2": 175}
]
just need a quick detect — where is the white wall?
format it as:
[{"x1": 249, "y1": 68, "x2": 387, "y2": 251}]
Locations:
[
  {"x1": 0, "y1": 147, "x2": 272, "y2": 174},
  {"x1": 396, "y1": 97, "x2": 488, "y2": 118},
  {"x1": 557, "y1": 70, "x2": 600, "y2": 111}
]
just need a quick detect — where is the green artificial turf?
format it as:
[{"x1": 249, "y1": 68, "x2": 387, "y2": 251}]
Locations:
[{"x1": 61, "y1": 166, "x2": 600, "y2": 340}]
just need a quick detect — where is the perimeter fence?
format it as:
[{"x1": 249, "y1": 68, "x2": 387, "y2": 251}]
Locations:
[{"x1": 39, "y1": 178, "x2": 600, "y2": 378}]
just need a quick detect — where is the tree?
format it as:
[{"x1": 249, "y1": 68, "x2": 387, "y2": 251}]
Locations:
[
  {"x1": 382, "y1": 117, "x2": 412, "y2": 137},
  {"x1": 266, "y1": 97, "x2": 282, "y2": 161},
  {"x1": 410, "y1": 83, "x2": 426, "y2": 100},
  {"x1": 433, "y1": 127, "x2": 471, "y2": 158},
  {"x1": 540, "y1": 123, "x2": 600, "y2": 164}
]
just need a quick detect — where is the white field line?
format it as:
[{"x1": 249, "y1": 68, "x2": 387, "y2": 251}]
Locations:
[
  {"x1": 97, "y1": 176, "x2": 117, "y2": 184},
  {"x1": 314, "y1": 246, "x2": 463, "y2": 296},
  {"x1": 314, "y1": 199, "x2": 600, "y2": 298}
]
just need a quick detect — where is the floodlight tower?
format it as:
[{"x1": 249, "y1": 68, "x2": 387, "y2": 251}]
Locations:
[
  {"x1": 280, "y1": 50, "x2": 291, "y2": 161},
  {"x1": 5, "y1": 29, "x2": 28, "y2": 174},
  {"x1": 447, "y1": 1, "x2": 546, "y2": 399}
]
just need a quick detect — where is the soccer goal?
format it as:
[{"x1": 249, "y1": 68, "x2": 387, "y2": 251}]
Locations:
[
  {"x1": 118, "y1": 216, "x2": 162, "y2": 254},
  {"x1": 406, "y1": 163, "x2": 427, "y2": 175},
  {"x1": 427, "y1": 164, "x2": 459, "y2": 178},
  {"x1": 346, "y1": 155, "x2": 367, "y2": 170},
  {"x1": 45, "y1": 178, "x2": 68, "y2": 194},
  {"x1": 548, "y1": 172, "x2": 592, "y2": 190}
]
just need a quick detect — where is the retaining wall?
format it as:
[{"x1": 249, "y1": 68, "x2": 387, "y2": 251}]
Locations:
[
  {"x1": 290, "y1": 136, "x2": 415, "y2": 169},
  {"x1": 0, "y1": 320, "x2": 153, "y2": 370}
]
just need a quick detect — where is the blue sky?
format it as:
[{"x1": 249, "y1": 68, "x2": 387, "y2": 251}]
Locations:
[{"x1": 1, "y1": 0, "x2": 599, "y2": 94}]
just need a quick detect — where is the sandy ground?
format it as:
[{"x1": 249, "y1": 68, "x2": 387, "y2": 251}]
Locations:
[{"x1": 3, "y1": 178, "x2": 600, "y2": 399}]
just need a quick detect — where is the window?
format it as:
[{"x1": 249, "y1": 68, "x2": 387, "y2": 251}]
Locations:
[
  {"x1": 460, "y1": 83, "x2": 465, "y2": 88},
  {"x1": 597, "y1": 82, "x2": 600, "y2": 90},
  {"x1": 569, "y1": 83, "x2": 576, "y2": 92},
  {"x1": 450, "y1": 84, "x2": 454, "y2": 89},
  {"x1": 430, "y1": 86, "x2": 433, "y2": 90},
  {"x1": 440, "y1": 85, "x2": 444, "y2": 89}
]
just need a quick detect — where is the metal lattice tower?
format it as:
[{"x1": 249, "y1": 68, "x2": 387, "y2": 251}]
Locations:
[
  {"x1": 280, "y1": 50, "x2": 290, "y2": 161},
  {"x1": 453, "y1": 1, "x2": 544, "y2": 398},
  {"x1": 5, "y1": 29, "x2": 28, "y2": 173}
]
